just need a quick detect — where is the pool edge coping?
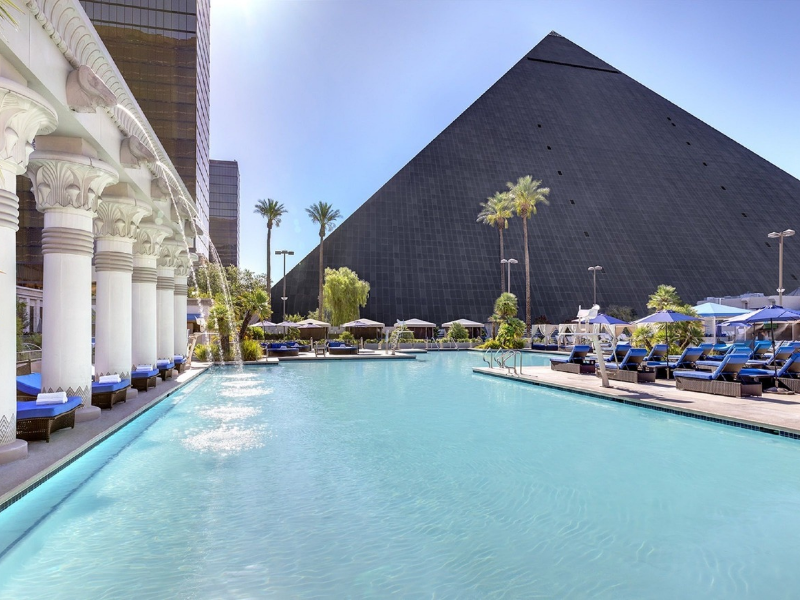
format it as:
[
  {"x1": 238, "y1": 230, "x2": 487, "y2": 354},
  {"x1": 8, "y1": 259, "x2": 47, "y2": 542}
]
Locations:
[
  {"x1": 0, "y1": 367, "x2": 210, "y2": 513},
  {"x1": 473, "y1": 367, "x2": 800, "y2": 441}
]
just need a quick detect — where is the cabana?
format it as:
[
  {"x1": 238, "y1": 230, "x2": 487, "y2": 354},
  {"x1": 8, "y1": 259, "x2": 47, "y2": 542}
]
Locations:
[
  {"x1": 295, "y1": 319, "x2": 331, "y2": 341},
  {"x1": 395, "y1": 319, "x2": 436, "y2": 340},
  {"x1": 342, "y1": 318, "x2": 385, "y2": 341},
  {"x1": 441, "y1": 318, "x2": 485, "y2": 338}
]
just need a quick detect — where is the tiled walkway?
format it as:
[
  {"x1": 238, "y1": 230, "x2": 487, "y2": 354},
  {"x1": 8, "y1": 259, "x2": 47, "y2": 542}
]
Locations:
[{"x1": 474, "y1": 365, "x2": 800, "y2": 437}]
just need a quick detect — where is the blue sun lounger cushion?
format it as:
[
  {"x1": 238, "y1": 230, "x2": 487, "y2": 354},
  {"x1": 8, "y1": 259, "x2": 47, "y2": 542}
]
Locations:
[
  {"x1": 645, "y1": 344, "x2": 668, "y2": 362},
  {"x1": 17, "y1": 396, "x2": 83, "y2": 419},
  {"x1": 673, "y1": 354, "x2": 749, "y2": 381},
  {"x1": 647, "y1": 347, "x2": 703, "y2": 370},
  {"x1": 605, "y1": 348, "x2": 648, "y2": 371},
  {"x1": 91, "y1": 379, "x2": 131, "y2": 393},
  {"x1": 132, "y1": 368, "x2": 159, "y2": 379},
  {"x1": 550, "y1": 345, "x2": 592, "y2": 365},
  {"x1": 16, "y1": 373, "x2": 42, "y2": 396}
]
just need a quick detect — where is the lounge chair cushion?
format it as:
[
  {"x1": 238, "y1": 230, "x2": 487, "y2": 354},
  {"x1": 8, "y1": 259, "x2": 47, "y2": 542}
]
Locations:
[
  {"x1": 92, "y1": 379, "x2": 131, "y2": 393},
  {"x1": 16, "y1": 373, "x2": 42, "y2": 396},
  {"x1": 17, "y1": 396, "x2": 82, "y2": 419},
  {"x1": 157, "y1": 361, "x2": 175, "y2": 370},
  {"x1": 672, "y1": 370, "x2": 714, "y2": 380},
  {"x1": 174, "y1": 356, "x2": 185, "y2": 365},
  {"x1": 132, "y1": 368, "x2": 159, "y2": 378}
]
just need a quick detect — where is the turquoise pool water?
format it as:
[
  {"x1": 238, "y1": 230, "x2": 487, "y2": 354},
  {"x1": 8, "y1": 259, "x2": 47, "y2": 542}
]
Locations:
[{"x1": 2, "y1": 352, "x2": 800, "y2": 598}]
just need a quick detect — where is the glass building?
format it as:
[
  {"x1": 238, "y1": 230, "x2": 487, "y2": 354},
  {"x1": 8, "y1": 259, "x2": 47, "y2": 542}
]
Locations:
[
  {"x1": 17, "y1": 0, "x2": 211, "y2": 287},
  {"x1": 79, "y1": 0, "x2": 211, "y2": 253},
  {"x1": 209, "y1": 160, "x2": 240, "y2": 268}
]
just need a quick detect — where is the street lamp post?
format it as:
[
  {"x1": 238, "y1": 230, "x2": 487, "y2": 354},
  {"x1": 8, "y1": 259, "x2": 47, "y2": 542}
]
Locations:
[
  {"x1": 275, "y1": 249, "x2": 294, "y2": 320},
  {"x1": 501, "y1": 259, "x2": 518, "y2": 294},
  {"x1": 588, "y1": 265, "x2": 603, "y2": 306},
  {"x1": 768, "y1": 229, "x2": 795, "y2": 305}
]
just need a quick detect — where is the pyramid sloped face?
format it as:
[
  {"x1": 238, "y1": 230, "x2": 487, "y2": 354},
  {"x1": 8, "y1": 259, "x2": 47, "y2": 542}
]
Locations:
[{"x1": 275, "y1": 33, "x2": 800, "y2": 325}]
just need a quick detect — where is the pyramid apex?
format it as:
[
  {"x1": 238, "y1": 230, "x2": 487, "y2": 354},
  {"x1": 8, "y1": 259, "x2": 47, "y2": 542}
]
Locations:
[{"x1": 548, "y1": 31, "x2": 564, "y2": 38}]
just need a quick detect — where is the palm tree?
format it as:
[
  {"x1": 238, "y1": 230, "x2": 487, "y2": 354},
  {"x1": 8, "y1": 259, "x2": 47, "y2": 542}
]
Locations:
[
  {"x1": 306, "y1": 202, "x2": 342, "y2": 318},
  {"x1": 254, "y1": 198, "x2": 287, "y2": 291},
  {"x1": 477, "y1": 191, "x2": 514, "y2": 292},
  {"x1": 508, "y1": 176, "x2": 550, "y2": 330}
]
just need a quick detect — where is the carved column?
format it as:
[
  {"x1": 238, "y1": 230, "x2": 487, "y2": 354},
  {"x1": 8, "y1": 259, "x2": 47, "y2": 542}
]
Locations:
[
  {"x1": 28, "y1": 137, "x2": 118, "y2": 422},
  {"x1": 0, "y1": 79, "x2": 57, "y2": 464},
  {"x1": 94, "y1": 184, "x2": 150, "y2": 385},
  {"x1": 174, "y1": 255, "x2": 191, "y2": 357},
  {"x1": 157, "y1": 241, "x2": 182, "y2": 363},
  {"x1": 132, "y1": 223, "x2": 171, "y2": 372}
]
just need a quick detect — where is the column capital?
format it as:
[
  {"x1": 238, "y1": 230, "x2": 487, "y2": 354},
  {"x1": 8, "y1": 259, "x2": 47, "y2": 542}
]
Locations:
[
  {"x1": 27, "y1": 136, "x2": 118, "y2": 214},
  {"x1": 133, "y1": 221, "x2": 172, "y2": 257},
  {"x1": 175, "y1": 254, "x2": 192, "y2": 278},
  {"x1": 94, "y1": 184, "x2": 151, "y2": 239},
  {"x1": 0, "y1": 78, "x2": 58, "y2": 188},
  {"x1": 159, "y1": 239, "x2": 186, "y2": 268}
]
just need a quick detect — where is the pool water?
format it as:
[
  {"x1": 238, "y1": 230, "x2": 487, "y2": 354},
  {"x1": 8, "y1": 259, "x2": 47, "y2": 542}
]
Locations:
[{"x1": 2, "y1": 352, "x2": 800, "y2": 598}]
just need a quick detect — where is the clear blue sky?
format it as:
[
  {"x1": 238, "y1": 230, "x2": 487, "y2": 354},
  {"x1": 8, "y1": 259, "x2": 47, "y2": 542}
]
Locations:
[{"x1": 209, "y1": 0, "x2": 800, "y2": 277}]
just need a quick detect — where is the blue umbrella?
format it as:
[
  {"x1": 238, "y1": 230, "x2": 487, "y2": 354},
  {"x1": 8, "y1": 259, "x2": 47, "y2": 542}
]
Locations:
[
  {"x1": 693, "y1": 302, "x2": 750, "y2": 318},
  {"x1": 635, "y1": 310, "x2": 701, "y2": 378},
  {"x1": 726, "y1": 306, "x2": 800, "y2": 383},
  {"x1": 589, "y1": 313, "x2": 630, "y2": 325}
]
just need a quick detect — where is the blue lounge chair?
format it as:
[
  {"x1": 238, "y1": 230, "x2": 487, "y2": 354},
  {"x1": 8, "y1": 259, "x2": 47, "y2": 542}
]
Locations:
[
  {"x1": 747, "y1": 344, "x2": 797, "y2": 368},
  {"x1": 611, "y1": 343, "x2": 631, "y2": 362},
  {"x1": 131, "y1": 367, "x2": 159, "y2": 391},
  {"x1": 600, "y1": 348, "x2": 654, "y2": 383},
  {"x1": 266, "y1": 343, "x2": 300, "y2": 357},
  {"x1": 697, "y1": 343, "x2": 714, "y2": 360},
  {"x1": 174, "y1": 355, "x2": 186, "y2": 373},
  {"x1": 736, "y1": 353, "x2": 800, "y2": 392},
  {"x1": 647, "y1": 347, "x2": 704, "y2": 376},
  {"x1": 645, "y1": 344, "x2": 668, "y2": 362},
  {"x1": 156, "y1": 360, "x2": 175, "y2": 381},
  {"x1": 550, "y1": 345, "x2": 595, "y2": 374},
  {"x1": 674, "y1": 354, "x2": 759, "y2": 397},
  {"x1": 91, "y1": 378, "x2": 131, "y2": 409},
  {"x1": 16, "y1": 396, "x2": 83, "y2": 442},
  {"x1": 327, "y1": 341, "x2": 358, "y2": 355},
  {"x1": 16, "y1": 372, "x2": 41, "y2": 400}
]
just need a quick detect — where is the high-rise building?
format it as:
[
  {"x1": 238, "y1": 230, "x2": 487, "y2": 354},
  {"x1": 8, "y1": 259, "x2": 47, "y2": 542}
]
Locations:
[
  {"x1": 79, "y1": 0, "x2": 210, "y2": 253},
  {"x1": 17, "y1": 0, "x2": 211, "y2": 287},
  {"x1": 275, "y1": 32, "x2": 800, "y2": 324},
  {"x1": 209, "y1": 160, "x2": 240, "y2": 267}
]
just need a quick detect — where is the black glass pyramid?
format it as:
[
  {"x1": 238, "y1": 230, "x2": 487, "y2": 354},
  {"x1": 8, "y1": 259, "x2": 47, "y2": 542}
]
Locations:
[{"x1": 274, "y1": 32, "x2": 800, "y2": 325}]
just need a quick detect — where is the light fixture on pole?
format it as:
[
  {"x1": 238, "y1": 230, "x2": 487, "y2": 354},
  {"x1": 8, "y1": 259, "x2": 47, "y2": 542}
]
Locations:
[
  {"x1": 588, "y1": 265, "x2": 603, "y2": 306},
  {"x1": 501, "y1": 258, "x2": 518, "y2": 292},
  {"x1": 275, "y1": 249, "x2": 294, "y2": 320},
  {"x1": 767, "y1": 230, "x2": 795, "y2": 306}
]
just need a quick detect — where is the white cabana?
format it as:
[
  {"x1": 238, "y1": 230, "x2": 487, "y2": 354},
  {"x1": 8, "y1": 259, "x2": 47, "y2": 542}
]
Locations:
[
  {"x1": 342, "y1": 318, "x2": 385, "y2": 341},
  {"x1": 395, "y1": 318, "x2": 436, "y2": 339},
  {"x1": 441, "y1": 318, "x2": 485, "y2": 337}
]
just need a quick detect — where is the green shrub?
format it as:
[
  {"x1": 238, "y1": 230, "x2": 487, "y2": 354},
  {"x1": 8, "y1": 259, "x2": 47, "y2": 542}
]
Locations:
[
  {"x1": 446, "y1": 322, "x2": 470, "y2": 341},
  {"x1": 477, "y1": 339, "x2": 502, "y2": 350},
  {"x1": 497, "y1": 317, "x2": 525, "y2": 349},
  {"x1": 247, "y1": 326, "x2": 265, "y2": 340},
  {"x1": 194, "y1": 343, "x2": 213, "y2": 361},
  {"x1": 338, "y1": 331, "x2": 356, "y2": 344},
  {"x1": 241, "y1": 339, "x2": 262, "y2": 361}
]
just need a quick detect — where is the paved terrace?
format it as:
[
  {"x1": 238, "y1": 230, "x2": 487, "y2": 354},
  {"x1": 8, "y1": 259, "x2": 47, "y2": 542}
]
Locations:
[
  {"x1": 0, "y1": 367, "x2": 208, "y2": 506},
  {"x1": 474, "y1": 365, "x2": 800, "y2": 438}
]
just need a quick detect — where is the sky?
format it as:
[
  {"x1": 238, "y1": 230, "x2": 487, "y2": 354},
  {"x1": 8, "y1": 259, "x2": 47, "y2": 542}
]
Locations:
[{"x1": 209, "y1": 0, "x2": 800, "y2": 278}]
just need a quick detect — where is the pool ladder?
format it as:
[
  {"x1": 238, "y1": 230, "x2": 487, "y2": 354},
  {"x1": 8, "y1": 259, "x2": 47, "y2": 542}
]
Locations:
[{"x1": 482, "y1": 349, "x2": 522, "y2": 375}]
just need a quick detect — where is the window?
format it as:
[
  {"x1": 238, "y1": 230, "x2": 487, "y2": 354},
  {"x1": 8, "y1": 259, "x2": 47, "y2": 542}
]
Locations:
[
  {"x1": 547, "y1": 145, "x2": 551, "y2": 150},
  {"x1": 721, "y1": 186, "x2": 727, "y2": 190},
  {"x1": 583, "y1": 231, "x2": 589, "y2": 237},
  {"x1": 557, "y1": 171, "x2": 562, "y2": 175}
]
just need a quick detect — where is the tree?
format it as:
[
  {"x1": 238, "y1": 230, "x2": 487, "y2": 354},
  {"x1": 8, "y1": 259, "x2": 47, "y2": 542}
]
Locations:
[
  {"x1": 445, "y1": 322, "x2": 469, "y2": 341},
  {"x1": 0, "y1": 0, "x2": 20, "y2": 25},
  {"x1": 493, "y1": 292, "x2": 518, "y2": 322},
  {"x1": 477, "y1": 191, "x2": 513, "y2": 292},
  {"x1": 508, "y1": 176, "x2": 550, "y2": 331},
  {"x1": 253, "y1": 198, "x2": 286, "y2": 291},
  {"x1": 647, "y1": 284, "x2": 682, "y2": 312},
  {"x1": 205, "y1": 267, "x2": 272, "y2": 353},
  {"x1": 306, "y1": 202, "x2": 342, "y2": 317},
  {"x1": 606, "y1": 305, "x2": 637, "y2": 322},
  {"x1": 323, "y1": 266, "x2": 370, "y2": 326}
]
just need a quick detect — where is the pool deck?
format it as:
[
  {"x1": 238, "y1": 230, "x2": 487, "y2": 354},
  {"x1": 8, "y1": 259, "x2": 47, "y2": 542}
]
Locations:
[
  {"x1": 474, "y1": 365, "x2": 800, "y2": 438},
  {"x1": 262, "y1": 350, "x2": 417, "y2": 362},
  {"x1": 0, "y1": 366, "x2": 208, "y2": 508}
]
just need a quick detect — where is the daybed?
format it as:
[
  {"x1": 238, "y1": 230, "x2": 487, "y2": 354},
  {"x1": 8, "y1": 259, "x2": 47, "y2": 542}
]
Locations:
[
  {"x1": 92, "y1": 378, "x2": 131, "y2": 409},
  {"x1": 131, "y1": 367, "x2": 159, "y2": 391},
  {"x1": 17, "y1": 396, "x2": 83, "y2": 442},
  {"x1": 327, "y1": 341, "x2": 358, "y2": 355},
  {"x1": 157, "y1": 360, "x2": 175, "y2": 381},
  {"x1": 266, "y1": 343, "x2": 300, "y2": 357}
]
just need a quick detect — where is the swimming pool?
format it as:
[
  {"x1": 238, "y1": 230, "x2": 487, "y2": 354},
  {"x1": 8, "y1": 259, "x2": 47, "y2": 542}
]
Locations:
[{"x1": 1, "y1": 352, "x2": 800, "y2": 598}]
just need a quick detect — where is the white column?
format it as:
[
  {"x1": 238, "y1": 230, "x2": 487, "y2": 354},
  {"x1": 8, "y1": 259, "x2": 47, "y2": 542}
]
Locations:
[
  {"x1": 0, "y1": 79, "x2": 58, "y2": 464},
  {"x1": 93, "y1": 187, "x2": 150, "y2": 382},
  {"x1": 132, "y1": 223, "x2": 171, "y2": 371},
  {"x1": 28, "y1": 137, "x2": 118, "y2": 422},
  {"x1": 173, "y1": 256, "x2": 190, "y2": 357},
  {"x1": 157, "y1": 265, "x2": 175, "y2": 361}
]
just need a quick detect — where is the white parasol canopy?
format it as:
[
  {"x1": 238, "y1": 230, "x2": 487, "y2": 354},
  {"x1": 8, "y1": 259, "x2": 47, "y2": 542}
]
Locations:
[{"x1": 441, "y1": 318, "x2": 484, "y2": 328}]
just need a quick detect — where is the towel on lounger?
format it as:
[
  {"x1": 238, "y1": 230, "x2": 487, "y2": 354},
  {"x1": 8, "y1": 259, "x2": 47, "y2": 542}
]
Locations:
[
  {"x1": 137, "y1": 364, "x2": 153, "y2": 371},
  {"x1": 98, "y1": 374, "x2": 121, "y2": 384},
  {"x1": 36, "y1": 391, "x2": 67, "y2": 405}
]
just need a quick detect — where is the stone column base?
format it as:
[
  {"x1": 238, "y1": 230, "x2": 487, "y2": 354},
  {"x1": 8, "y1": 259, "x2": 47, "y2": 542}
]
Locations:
[
  {"x1": 75, "y1": 405, "x2": 101, "y2": 423},
  {"x1": 0, "y1": 439, "x2": 28, "y2": 465}
]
